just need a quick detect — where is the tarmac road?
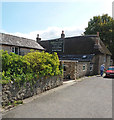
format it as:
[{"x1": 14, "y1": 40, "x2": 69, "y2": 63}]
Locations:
[{"x1": 2, "y1": 76, "x2": 112, "y2": 118}]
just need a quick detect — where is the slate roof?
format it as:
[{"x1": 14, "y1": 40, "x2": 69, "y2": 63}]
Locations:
[
  {"x1": 40, "y1": 35, "x2": 111, "y2": 55},
  {"x1": 59, "y1": 54, "x2": 95, "y2": 62},
  {"x1": 0, "y1": 33, "x2": 44, "y2": 50}
]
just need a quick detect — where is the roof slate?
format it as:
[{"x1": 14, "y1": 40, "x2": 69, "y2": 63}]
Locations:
[
  {"x1": 0, "y1": 33, "x2": 44, "y2": 50},
  {"x1": 59, "y1": 54, "x2": 95, "y2": 62}
]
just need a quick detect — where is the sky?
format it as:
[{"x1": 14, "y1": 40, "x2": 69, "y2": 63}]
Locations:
[{"x1": 1, "y1": 0, "x2": 113, "y2": 40}]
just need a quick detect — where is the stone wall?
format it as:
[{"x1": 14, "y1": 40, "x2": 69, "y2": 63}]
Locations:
[
  {"x1": 106, "y1": 55, "x2": 111, "y2": 67},
  {"x1": 19, "y1": 47, "x2": 32, "y2": 56},
  {"x1": 62, "y1": 61, "x2": 92, "y2": 80},
  {"x1": 97, "y1": 54, "x2": 111, "y2": 74},
  {"x1": 1, "y1": 45, "x2": 11, "y2": 53},
  {"x1": 61, "y1": 54, "x2": 111, "y2": 77},
  {"x1": 63, "y1": 61, "x2": 76, "y2": 80},
  {"x1": 1, "y1": 45, "x2": 42, "y2": 56},
  {"x1": 2, "y1": 76, "x2": 63, "y2": 107},
  {"x1": 93, "y1": 55, "x2": 99, "y2": 74},
  {"x1": 76, "y1": 62, "x2": 90, "y2": 79},
  {"x1": 110, "y1": 59, "x2": 113, "y2": 66}
]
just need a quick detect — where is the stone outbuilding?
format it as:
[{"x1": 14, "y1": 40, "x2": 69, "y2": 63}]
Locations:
[
  {"x1": 59, "y1": 54, "x2": 95, "y2": 79},
  {"x1": 0, "y1": 33, "x2": 44, "y2": 55}
]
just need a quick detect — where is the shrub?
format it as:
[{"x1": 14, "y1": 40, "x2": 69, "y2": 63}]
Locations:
[
  {"x1": 24, "y1": 51, "x2": 62, "y2": 77},
  {"x1": 0, "y1": 50, "x2": 63, "y2": 84},
  {"x1": 1, "y1": 50, "x2": 30, "y2": 84}
]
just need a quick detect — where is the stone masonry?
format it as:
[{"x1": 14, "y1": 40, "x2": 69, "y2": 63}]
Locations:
[
  {"x1": 2, "y1": 76, "x2": 63, "y2": 107},
  {"x1": 62, "y1": 61, "x2": 93, "y2": 80}
]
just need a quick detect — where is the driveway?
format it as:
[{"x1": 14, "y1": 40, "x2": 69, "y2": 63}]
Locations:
[{"x1": 2, "y1": 76, "x2": 112, "y2": 118}]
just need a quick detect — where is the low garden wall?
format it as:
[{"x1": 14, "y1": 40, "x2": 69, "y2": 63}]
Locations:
[
  {"x1": 2, "y1": 76, "x2": 63, "y2": 107},
  {"x1": 1, "y1": 50, "x2": 63, "y2": 108}
]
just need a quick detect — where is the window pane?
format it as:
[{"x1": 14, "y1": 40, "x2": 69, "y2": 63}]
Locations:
[
  {"x1": 90, "y1": 65, "x2": 93, "y2": 71},
  {"x1": 83, "y1": 65, "x2": 85, "y2": 71},
  {"x1": 11, "y1": 47, "x2": 15, "y2": 53},
  {"x1": 15, "y1": 47, "x2": 19, "y2": 54}
]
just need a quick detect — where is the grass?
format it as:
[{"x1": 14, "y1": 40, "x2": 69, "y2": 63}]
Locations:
[{"x1": 3, "y1": 100, "x2": 23, "y2": 109}]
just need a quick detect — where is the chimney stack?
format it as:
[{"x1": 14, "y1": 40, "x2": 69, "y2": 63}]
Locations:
[
  {"x1": 36, "y1": 34, "x2": 41, "y2": 43},
  {"x1": 61, "y1": 30, "x2": 65, "y2": 38},
  {"x1": 94, "y1": 32, "x2": 100, "y2": 49},
  {"x1": 97, "y1": 32, "x2": 99, "y2": 37},
  {"x1": 96, "y1": 32, "x2": 100, "y2": 45}
]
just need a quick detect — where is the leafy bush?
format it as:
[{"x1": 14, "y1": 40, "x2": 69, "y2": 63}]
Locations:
[
  {"x1": 0, "y1": 50, "x2": 63, "y2": 84},
  {"x1": 1, "y1": 50, "x2": 29, "y2": 83},
  {"x1": 24, "y1": 51, "x2": 62, "y2": 77}
]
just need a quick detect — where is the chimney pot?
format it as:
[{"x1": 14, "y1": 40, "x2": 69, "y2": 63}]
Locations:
[
  {"x1": 61, "y1": 30, "x2": 65, "y2": 38},
  {"x1": 37, "y1": 34, "x2": 39, "y2": 38},
  {"x1": 36, "y1": 34, "x2": 41, "y2": 43}
]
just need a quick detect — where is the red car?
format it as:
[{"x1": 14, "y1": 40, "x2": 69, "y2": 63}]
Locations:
[{"x1": 105, "y1": 66, "x2": 114, "y2": 78}]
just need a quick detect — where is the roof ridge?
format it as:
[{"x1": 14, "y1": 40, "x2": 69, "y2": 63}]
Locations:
[
  {"x1": 1, "y1": 32, "x2": 36, "y2": 42},
  {"x1": 0, "y1": 32, "x2": 44, "y2": 50},
  {"x1": 40, "y1": 35, "x2": 98, "y2": 41}
]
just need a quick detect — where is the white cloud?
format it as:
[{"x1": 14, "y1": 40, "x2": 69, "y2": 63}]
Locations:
[
  {"x1": 3, "y1": 26, "x2": 84, "y2": 40},
  {"x1": 1, "y1": 0, "x2": 113, "y2": 40}
]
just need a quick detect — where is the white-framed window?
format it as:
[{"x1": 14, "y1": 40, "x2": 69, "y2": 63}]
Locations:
[
  {"x1": 11, "y1": 46, "x2": 19, "y2": 55},
  {"x1": 90, "y1": 64, "x2": 93, "y2": 71},
  {"x1": 104, "y1": 56, "x2": 106, "y2": 62},
  {"x1": 11, "y1": 47, "x2": 15, "y2": 53},
  {"x1": 83, "y1": 64, "x2": 86, "y2": 71},
  {"x1": 15, "y1": 47, "x2": 19, "y2": 54}
]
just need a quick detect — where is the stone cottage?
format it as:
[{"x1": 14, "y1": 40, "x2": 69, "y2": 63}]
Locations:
[
  {"x1": 38, "y1": 31, "x2": 112, "y2": 79},
  {"x1": 0, "y1": 33, "x2": 44, "y2": 55},
  {"x1": 59, "y1": 54, "x2": 95, "y2": 79}
]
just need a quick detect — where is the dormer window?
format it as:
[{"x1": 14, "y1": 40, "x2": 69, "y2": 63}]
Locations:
[{"x1": 11, "y1": 46, "x2": 19, "y2": 55}]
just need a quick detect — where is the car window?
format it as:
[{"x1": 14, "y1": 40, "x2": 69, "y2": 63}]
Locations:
[{"x1": 108, "y1": 68, "x2": 114, "y2": 70}]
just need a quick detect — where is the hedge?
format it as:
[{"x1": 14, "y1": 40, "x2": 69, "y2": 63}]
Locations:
[{"x1": 0, "y1": 50, "x2": 63, "y2": 84}]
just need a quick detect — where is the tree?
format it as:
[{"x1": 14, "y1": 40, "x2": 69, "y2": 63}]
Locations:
[{"x1": 84, "y1": 14, "x2": 114, "y2": 61}]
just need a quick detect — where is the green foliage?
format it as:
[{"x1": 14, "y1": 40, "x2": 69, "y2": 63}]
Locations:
[
  {"x1": 1, "y1": 50, "x2": 63, "y2": 84},
  {"x1": 3, "y1": 100, "x2": 23, "y2": 108},
  {"x1": 84, "y1": 14, "x2": 114, "y2": 60},
  {"x1": 24, "y1": 51, "x2": 62, "y2": 77},
  {"x1": 14, "y1": 100, "x2": 23, "y2": 105}
]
